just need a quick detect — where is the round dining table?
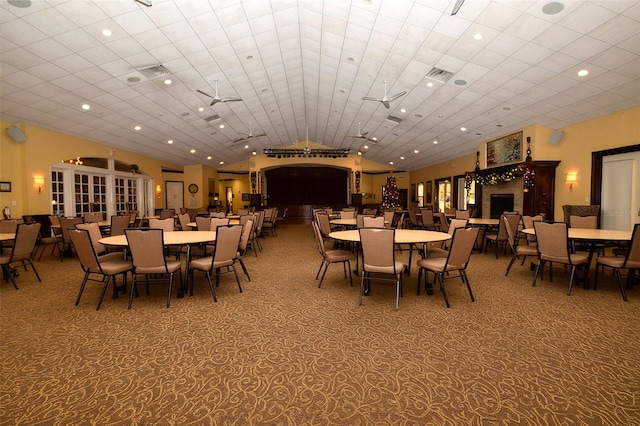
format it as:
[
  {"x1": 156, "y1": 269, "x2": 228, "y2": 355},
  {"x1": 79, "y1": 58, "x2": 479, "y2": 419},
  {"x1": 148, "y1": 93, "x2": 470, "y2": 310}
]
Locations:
[{"x1": 328, "y1": 229, "x2": 451, "y2": 275}]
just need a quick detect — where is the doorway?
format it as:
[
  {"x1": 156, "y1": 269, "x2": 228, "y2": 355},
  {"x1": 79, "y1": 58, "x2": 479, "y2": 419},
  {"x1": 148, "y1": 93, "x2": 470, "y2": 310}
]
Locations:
[
  {"x1": 166, "y1": 181, "x2": 184, "y2": 212},
  {"x1": 601, "y1": 151, "x2": 640, "y2": 231}
]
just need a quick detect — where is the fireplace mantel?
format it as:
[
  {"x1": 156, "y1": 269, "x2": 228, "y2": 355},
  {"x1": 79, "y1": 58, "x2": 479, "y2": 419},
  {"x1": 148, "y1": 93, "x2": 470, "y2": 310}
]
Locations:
[{"x1": 473, "y1": 161, "x2": 560, "y2": 220}]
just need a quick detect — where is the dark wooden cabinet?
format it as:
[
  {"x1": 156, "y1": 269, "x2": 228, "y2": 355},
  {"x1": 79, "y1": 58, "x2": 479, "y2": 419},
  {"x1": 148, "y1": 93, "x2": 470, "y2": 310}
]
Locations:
[{"x1": 522, "y1": 161, "x2": 560, "y2": 220}]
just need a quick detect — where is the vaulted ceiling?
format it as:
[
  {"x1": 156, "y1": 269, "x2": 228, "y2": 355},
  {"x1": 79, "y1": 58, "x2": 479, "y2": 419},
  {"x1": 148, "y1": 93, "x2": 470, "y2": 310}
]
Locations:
[{"x1": 1, "y1": 0, "x2": 639, "y2": 171}]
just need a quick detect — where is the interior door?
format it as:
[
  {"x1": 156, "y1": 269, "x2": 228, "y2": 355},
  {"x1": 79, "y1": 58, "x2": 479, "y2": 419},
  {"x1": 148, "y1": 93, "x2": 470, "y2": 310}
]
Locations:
[
  {"x1": 166, "y1": 181, "x2": 184, "y2": 212},
  {"x1": 601, "y1": 151, "x2": 640, "y2": 231}
]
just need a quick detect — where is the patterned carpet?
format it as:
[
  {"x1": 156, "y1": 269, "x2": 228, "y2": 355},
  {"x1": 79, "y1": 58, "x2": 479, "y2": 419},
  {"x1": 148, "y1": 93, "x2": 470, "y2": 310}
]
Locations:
[{"x1": 1, "y1": 224, "x2": 639, "y2": 425}]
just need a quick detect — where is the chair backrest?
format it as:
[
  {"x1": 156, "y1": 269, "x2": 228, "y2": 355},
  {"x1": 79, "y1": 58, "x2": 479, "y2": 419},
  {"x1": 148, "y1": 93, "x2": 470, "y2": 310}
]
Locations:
[
  {"x1": 504, "y1": 213, "x2": 522, "y2": 240},
  {"x1": 75, "y1": 222, "x2": 107, "y2": 255},
  {"x1": 316, "y1": 213, "x2": 333, "y2": 237},
  {"x1": 177, "y1": 213, "x2": 192, "y2": 231},
  {"x1": 340, "y1": 210, "x2": 355, "y2": 220},
  {"x1": 455, "y1": 210, "x2": 470, "y2": 219},
  {"x1": 623, "y1": 223, "x2": 640, "y2": 267},
  {"x1": 356, "y1": 214, "x2": 367, "y2": 229},
  {"x1": 359, "y1": 227, "x2": 398, "y2": 274},
  {"x1": 570, "y1": 215, "x2": 598, "y2": 229},
  {"x1": 159, "y1": 210, "x2": 174, "y2": 220},
  {"x1": 110, "y1": 215, "x2": 131, "y2": 236},
  {"x1": 312, "y1": 221, "x2": 327, "y2": 257},
  {"x1": 447, "y1": 218, "x2": 468, "y2": 236},
  {"x1": 212, "y1": 225, "x2": 243, "y2": 264},
  {"x1": 68, "y1": 228, "x2": 101, "y2": 272},
  {"x1": 125, "y1": 228, "x2": 169, "y2": 271},
  {"x1": 445, "y1": 227, "x2": 479, "y2": 268},
  {"x1": 263, "y1": 208, "x2": 274, "y2": 222},
  {"x1": 0, "y1": 219, "x2": 20, "y2": 233},
  {"x1": 408, "y1": 209, "x2": 419, "y2": 226},
  {"x1": 534, "y1": 221, "x2": 570, "y2": 262},
  {"x1": 238, "y1": 219, "x2": 254, "y2": 252},
  {"x1": 240, "y1": 214, "x2": 252, "y2": 225},
  {"x1": 149, "y1": 218, "x2": 174, "y2": 232},
  {"x1": 210, "y1": 218, "x2": 230, "y2": 229},
  {"x1": 445, "y1": 207, "x2": 456, "y2": 215},
  {"x1": 436, "y1": 212, "x2": 448, "y2": 232},
  {"x1": 420, "y1": 208, "x2": 435, "y2": 227},
  {"x1": 238, "y1": 209, "x2": 249, "y2": 216},
  {"x1": 522, "y1": 215, "x2": 544, "y2": 230},
  {"x1": 254, "y1": 210, "x2": 266, "y2": 233},
  {"x1": 396, "y1": 212, "x2": 406, "y2": 229},
  {"x1": 383, "y1": 211, "x2": 395, "y2": 228},
  {"x1": 84, "y1": 212, "x2": 102, "y2": 223},
  {"x1": 503, "y1": 215, "x2": 518, "y2": 251},
  {"x1": 210, "y1": 211, "x2": 226, "y2": 218},
  {"x1": 9, "y1": 223, "x2": 41, "y2": 261},
  {"x1": 324, "y1": 208, "x2": 333, "y2": 215},
  {"x1": 59, "y1": 217, "x2": 84, "y2": 244},
  {"x1": 195, "y1": 216, "x2": 211, "y2": 231},
  {"x1": 363, "y1": 216, "x2": 385, "y2": 228}
]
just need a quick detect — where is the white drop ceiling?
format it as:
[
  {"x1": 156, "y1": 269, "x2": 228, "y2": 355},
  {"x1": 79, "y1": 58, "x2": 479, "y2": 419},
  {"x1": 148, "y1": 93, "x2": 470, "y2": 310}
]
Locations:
[{"x1": 1, "y1": 0, "x2": 639, "y2": 171}]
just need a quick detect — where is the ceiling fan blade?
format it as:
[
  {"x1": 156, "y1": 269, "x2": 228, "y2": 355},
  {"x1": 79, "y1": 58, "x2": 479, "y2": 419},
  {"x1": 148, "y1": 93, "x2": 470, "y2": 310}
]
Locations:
[
  {"x1": 382, "y1": 100, "x2": 390, "y2": 109},
  {"x1": 254, "y1": 133, "x2": 266, "y2": 138},
  {"x1": 388, "y1": 91, "x2": 407, "y2": 103},
  {"x1": 361, "y1": 96, "x2": 381, "y2": 101},
  {"x1": 196, "y1": 89, "x2": 214, "y2": 99},
  {"x1": 221, "y1": 97, "x2": 242, "y2": 102}
]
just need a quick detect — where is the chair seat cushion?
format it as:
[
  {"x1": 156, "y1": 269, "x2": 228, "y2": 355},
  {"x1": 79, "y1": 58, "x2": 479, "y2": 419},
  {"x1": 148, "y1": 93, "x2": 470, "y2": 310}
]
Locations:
[
  {"x1": 96, "y1": 260, "x2": 133, "y2": 275},
  {"x1": 325, "y1": 250, "x2": 355, "y2": 262},
  {"x1": 516, "y1": 245, "x2": 538, "y2": 256},
  {"x1": 364, "y1": 261, "x2": 404, "y2": 274},
  {"x1": 427, "y1": 247, "x2": 448, "y2": 258}
]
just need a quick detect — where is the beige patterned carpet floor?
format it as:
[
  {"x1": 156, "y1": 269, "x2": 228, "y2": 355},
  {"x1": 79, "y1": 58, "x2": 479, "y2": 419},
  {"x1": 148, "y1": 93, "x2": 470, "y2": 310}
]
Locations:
[{"x1": 1, "y1": 224, "x2": 640, "y2": 425}]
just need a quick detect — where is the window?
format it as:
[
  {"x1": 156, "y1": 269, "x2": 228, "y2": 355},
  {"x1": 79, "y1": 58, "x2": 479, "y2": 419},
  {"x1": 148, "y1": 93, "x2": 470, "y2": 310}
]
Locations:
[
  {"x1": 51, "y1": 170, "x2": 64, "y2": 215},
  {"x1": 417, "y1": 182, "x2": 424, "y2": 207},
  {"x1": 115, "y1": 177, "x2": 138, "y2": 213}
]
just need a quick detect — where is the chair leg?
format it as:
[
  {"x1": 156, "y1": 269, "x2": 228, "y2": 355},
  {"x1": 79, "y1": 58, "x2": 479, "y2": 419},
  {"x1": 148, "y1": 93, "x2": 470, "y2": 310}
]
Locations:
[
  {"x1": 505, "y1": 255, "x2": 517, "y2": 276},
  {"x1": 417, "y1": 268, "x2": 422, "y2": 295},
  {"x1": 234, "y1": 266, "x2": 243, "y2": 293},
  {"x1": 315, "y1": 260, "x2": 324, "y2": 280},
  {"x1": 239, "y1": 259, "x2": 251, "y2": 282},
  {"x1": 594, "y1": 263, "x2": 600, "y2": 290},
  {"x1": 347, "y1": 261, "x2": 353, "y2": 287},
  {"x1": 567, "y1": 265, "x2": 577, "y2": 295},
  {"x1": 395, "y1": 274, "x2": 401, "y2": 310},
  {"x1": 461, "y1": 270, "x2": 475, "y2": 302},
  {"x1": 205, "y1": 271, "x2": 218, "y2": 302},
  {"x1": 614, "y1": 269, "x2": 628, "y2": 301},
  {"x1": 359, "y1": 272, "x2": 366, "y2": 306},
  {"x1": 75, "y1": 271, "x2": 90, "y2": 305},
  {"x1": 96, "y1": 276, "x2": 111, "y2": 311},
  {"x1": 532, "y1": 260, "x2": 543, "y2": 287},
  {"x1": 439, "y1": 273, "x2": 450, "y2": 308},
  {"x1": 318, "y1": 261, "x2": 329, "y2": 288}
]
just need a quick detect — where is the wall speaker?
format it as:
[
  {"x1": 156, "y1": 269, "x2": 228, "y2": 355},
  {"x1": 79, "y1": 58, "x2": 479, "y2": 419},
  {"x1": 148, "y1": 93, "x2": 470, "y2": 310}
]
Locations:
[
  {"x1": 547, "y1": 129, "x2": 564, "y2": 145},
  {"x1": 6, "y1": 126, "x2": 26, "y2": 143}
]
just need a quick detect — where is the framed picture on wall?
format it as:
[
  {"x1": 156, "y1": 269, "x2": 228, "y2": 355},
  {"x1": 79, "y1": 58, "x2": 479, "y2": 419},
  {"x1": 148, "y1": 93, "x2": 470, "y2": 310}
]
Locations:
[
  {"x1": 0, "y1": 182, "x2": 11, "y2": 192},
  {"x1": 486, "y1": 131, "x2": 523, "y2": 166},
  {"x1": 242, "y1": 193, "x2": 250, "y2": 201},
  {"x1": 426, "y1": 181, "x2": 432, "y2": 204}
]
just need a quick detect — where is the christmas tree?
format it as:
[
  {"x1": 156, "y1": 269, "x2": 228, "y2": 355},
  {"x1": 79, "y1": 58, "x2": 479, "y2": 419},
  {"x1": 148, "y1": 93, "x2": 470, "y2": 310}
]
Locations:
[{"x1": 381, "y1": 176, "x2": 400, "y2": 209}]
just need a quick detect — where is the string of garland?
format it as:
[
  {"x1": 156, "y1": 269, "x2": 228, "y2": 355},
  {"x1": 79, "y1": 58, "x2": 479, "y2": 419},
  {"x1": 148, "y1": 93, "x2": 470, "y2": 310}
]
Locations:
[{"x1": 465, "y1": 162, "x2": 535, "y2": 190}]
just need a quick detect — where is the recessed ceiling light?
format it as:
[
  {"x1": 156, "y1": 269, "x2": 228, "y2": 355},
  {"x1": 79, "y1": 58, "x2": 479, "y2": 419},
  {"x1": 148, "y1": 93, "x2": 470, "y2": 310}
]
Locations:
[
  {"x1": 364, "y1": 145, "x2": 369, "y2": 149},
  {"x1": 578, "y1": 69, "x2": 589, "y2": 77},
  {"x1": 357, "y1": 151, "x2": 362, "y2": 156},
  {"x1": 101, "y1": 29, "x2": 112, "y2": 37},
  {"x1": 167, "y1": 140, "x2": 173, "y2": 144},
  {"x1": 252, "y1": 151, "x2": 257, "y2": 156},
  {"x1": 400, "y1": 156, "x2": 405, "y2": 160},
  {"x1": 164, "y1": 79, "x2": 172, "y2": 85},
  {"x1": 413, "y1": 149, "x2": 419, "y2": 154},
  {"x1": 473, "y1": 33, "x2": 483, "y2": 40},
  {"x1": 244, "y1": 145, "x2": 249, "y2": 149},
  {"x1": 207, "y1": 156, "x2": 212, "y2": 160},
  {"x1": 433, "y1": 140, "x2": 438, "y2": 144},
  {"x1": 427, "y1": 82, "x2": 434, "y2": 88},
  {"x1": 198, "y1": 107, "x2": 204, "y2": 112},
  {"x1": 219, "y1": 161, "x2": 224, "y2": 165},
  {"x1": 190, "y1": 149, "x2": 196, "y2": 154},
  {"x1": 454, "y1": 79, "x2": 467, "y2": 86},
  {"x1": 134, "y1": 125, "x2": 141, "y2": 131},
  {"x1": 400, "y1": 108, "x2": 406, "y2": 113},
  {"x1": 81, "y1": 104, "x2": 90, "y2": 110},
  {"x1": 389, "y1": 161, "x2": 394, "y2": 165},
  {"x1": 460, "y1": 127, "x2": 467, "y2": 131},
  {"x1": 219, "y1": 124, "x2": 225, "y2": 129},
  {"x1": 542, "y1": 1, "x2": 564, "y2": 15},
  {"x1": 371, "y1": 137, "x2": 377, "y2": 141}
]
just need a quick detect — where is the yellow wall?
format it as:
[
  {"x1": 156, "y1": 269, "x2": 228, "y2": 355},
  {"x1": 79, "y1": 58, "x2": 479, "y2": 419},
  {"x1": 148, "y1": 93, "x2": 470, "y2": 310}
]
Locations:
[
  {"x1": 409, "y1": 106, "x2": 640, "y2": 219},
  {"x1": 0, "y1": 120, "x2": 183, "y2": 217}
]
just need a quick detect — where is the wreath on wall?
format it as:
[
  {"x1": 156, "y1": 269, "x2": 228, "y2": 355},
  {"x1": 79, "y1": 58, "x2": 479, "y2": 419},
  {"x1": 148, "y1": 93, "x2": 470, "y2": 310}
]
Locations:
[{"x1": 465, "y1": 162, "x2": 535, "y2": 191}]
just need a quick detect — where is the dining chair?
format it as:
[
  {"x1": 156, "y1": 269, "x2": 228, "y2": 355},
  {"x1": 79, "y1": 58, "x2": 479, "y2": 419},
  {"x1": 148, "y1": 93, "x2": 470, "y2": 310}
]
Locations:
[
  {"x1": 75, "y1": 222, "x2": 120, "y2": 259},
  {"x1": 484, "y1": 213, "x2": 520, "y2": 258},
  {"x1": 340, "y1": 210, "x2": 356, "y2": 220},
  {"x1": 83, "y1": 212, "x2": 102, "y2": 223},
  {"x1": 125, "y1": 228, "x2": 182, "y2": 309},
  {"x1": 532, "y1": 221, "x2": 588, "y2": 295},
  {"x1": 521, "y1": 215, "x2": 543, "y2": 244},
  {"x1": 504, "y1": 214, "x2": 538, "y2": 276},
  {"x1": 0, "y1": 223, "x2": 42, "y2": 289},
  {"x1": 593, "y1": 223, "x2": 640, "y2": 301},
  {"x1": 36, "y1": 215, "x2": 63, "y2": 261},
  {"x1": 238, "y1": 208, "x2": 250, "y2": 216},
  {"x1": 383, "y1": 211, "x2": 395, "y2": 228},
  {"x1": 68, "y1": 229, "x2": 133, "y2": 310},
  {"x1": 159, "y1": 210, "x2": 174, "y2": 220},
  {"x1": 177, "y1": 213, "x2": 192, "y2": 231},
  {"x1": 407, "y1": 209, "x2": 421, "y2": 229},
  {"x1": 109, "y1": 215, "x2": 131, "y2": 236},
  {"x1": 263, "y1": 208, "x2": 278, "y2": 236},
  {"x1": 253, "y1": 211, "x2": 265, "y2": 252},
  {"x1": 312, "y1": 221, "x2": 355, "y2": 288},
  {"x1": 358, "y1": 227, "x2": 405, "y2": 310},
  {"x1": 195, "y1": 216, "x2": 211, "y2": 231},
  {"x1": 276, "y1": 207, "x2": 288, "y2": 228},
  {"x1": 363, "y1": 216, "x2": 385, "y2": 228},
  {"x1": 59, "y1": 217, "x2": 84, "y2": 257},
  {"x1": 149, "y1": 218, "x2": 175, "y2": 232},
  {"x1": 455, "y1": 210, "x2": 470, "y2": 220},
  {"x1": 210, "y1": 218, "x2": 230, "y2": 229},
  {"x1": 435, "y1": 212, "x2": 448, "y2": 233},
  {"x1": 420, "y1": 208, "x2": 436, "y2": 230},
  {"x1": 187, "y1": 225, "x2": 243, "y2": 301},
  {"x1": 210, "y1": 211, "x2": 226, "y2": 218},
  {"x1": 428, "y1": 218, "x2": 468, "y2": 257},
  {"x1": 416, "y1": 226, "x2": 479, "y2": 307},
  {"x1": 569, "y1": 215, "x2": 602, "y2": 254},
  {"x1": 236, "y1": 219, "x2": 254, "y2": 282}
]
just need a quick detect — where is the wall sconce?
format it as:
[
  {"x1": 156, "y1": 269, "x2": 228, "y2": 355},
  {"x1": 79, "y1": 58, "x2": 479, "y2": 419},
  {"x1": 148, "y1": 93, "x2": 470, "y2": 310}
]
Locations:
[
  {"x1": 34, "y1": 176, "x2": 44, "y2": 194},
  {"x1": 155, "y1": 184, "x2": 162, "y2": 199},
  {"x1": 566, "y1": 171, "x2": 577, "y2": 190}
]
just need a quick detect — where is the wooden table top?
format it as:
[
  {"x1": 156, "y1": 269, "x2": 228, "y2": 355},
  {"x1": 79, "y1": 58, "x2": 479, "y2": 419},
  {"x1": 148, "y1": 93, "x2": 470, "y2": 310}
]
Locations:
[
  {"x1": 521, "y1": 227, "x2": 632, "y2": 241},
  {"x1": 329, "y1": 229, "x2": 451, "y2": 244},
  {"x1": 0, "y1": 233, "x2": 16, "y2": 241},
  {"x1": 99, "y1": 231, "x2": 217, "y2": 246}
]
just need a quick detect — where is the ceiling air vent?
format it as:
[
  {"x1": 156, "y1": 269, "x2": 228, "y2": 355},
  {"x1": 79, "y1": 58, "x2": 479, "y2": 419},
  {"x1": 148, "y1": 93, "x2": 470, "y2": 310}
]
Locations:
[
  {"x1": 426, "y1": 67, "x2": 454, "y2": 83},
  {"x1": 204, "y1": 114, "x2": 220, "y2": 124},
  {"x1": 386, "y1": 115, "x2": 403, "y2": 125},
  {"x1": 136, "y1": 64, "x2": 171, "y2": 79}
]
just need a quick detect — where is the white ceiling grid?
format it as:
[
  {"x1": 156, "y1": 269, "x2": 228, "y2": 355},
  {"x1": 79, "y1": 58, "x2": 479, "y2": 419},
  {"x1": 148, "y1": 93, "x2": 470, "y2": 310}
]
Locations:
[{"x1": 0, "y1": 0, "x2": 638, "y2": 171}]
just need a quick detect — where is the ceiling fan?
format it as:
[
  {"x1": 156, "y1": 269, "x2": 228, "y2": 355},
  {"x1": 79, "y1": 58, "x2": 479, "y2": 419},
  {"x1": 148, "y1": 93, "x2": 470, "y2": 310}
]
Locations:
[
  {"x1": 196, "y1": 79, "x2": 242, "y2": 106},
  {"x1": 233, "y1": 121, "x2": 265, "y2": 143},
  {"x1": 351, "y1": 122, "x2": 368, "y2": 139},
  {"x1": 362, "y1": 80, "x2": 406, "y2": 109}
]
